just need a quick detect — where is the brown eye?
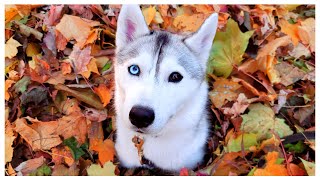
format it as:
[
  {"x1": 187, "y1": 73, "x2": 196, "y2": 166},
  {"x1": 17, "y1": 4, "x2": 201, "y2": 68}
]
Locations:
[{"x1": 168, "y1": 72, "x2": 183, "y2": 83}]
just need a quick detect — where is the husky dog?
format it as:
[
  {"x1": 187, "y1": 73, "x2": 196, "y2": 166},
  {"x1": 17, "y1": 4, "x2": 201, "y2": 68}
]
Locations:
[{"x1": 114, "y1": 5, "x2": 218, "y2": 172}]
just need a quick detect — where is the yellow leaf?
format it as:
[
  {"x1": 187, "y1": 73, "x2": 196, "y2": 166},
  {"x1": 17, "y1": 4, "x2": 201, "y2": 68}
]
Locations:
[
  {"x1": 142, "y1": 6, "x2": 156, "y2": 25},
  {"x1": 26, "y1": 42, "x2": 41, "y2": 57},
  {"x1": 81, "y1": 58, "x2": 100, "y2": 79},
  {"x1": 5, "y1": 37, "x2": 22, "y2": 59},
  {"x1": 87, "y1": 162, "x2": 116, "y2": 176}
]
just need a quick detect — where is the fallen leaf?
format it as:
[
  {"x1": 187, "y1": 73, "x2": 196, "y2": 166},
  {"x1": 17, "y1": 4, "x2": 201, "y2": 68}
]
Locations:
[
  {"x1": 14, "y1": 156, "x2": 45, "y2": 176},
  {"x1": 13, "y1": 20, "x2": 43, "y2": 40},
  {"x1": 93, "y1": 84, "x2": 112, "y2": 107},
  {"x1": 28, "y1": 164, "x2": 52, "y2": 176},
  {"x1": 52, "y1": 164, "x2": 79, "y2": 176},
  {"x1": 69, "y1": 45, "x2": 93, "y2": 74},
  {"x1": 91, "y1": 139, "x2": 115, "y2": 164},
  {"x1": 29, "y1": 56, "x2": 51, "y2": 83},
  {"x1": 84, "y1": 108, "x2": 108, "y2": 122},
  {"x1": 52, "y1": 146, "x2": 75, "y2": 166},
  {"x1": 253, "y1": 151, "x2": 288, "y2": 176},
  {"x1": 209, "y1": 75, "x2": 241, "y2": 108},
  {"x1": 293, "y1": 104, "x2": 315, "y2": 125},
  {"x1": 63, "y1": 137, "x2": 86, "y2": 161},
  {"x1": 223, "y1": 93, "x2": 250, "y2": 118},
  {"x1": 288, "y1": 163, "x2": 306, "y2": 176},
  {"x1": 81, "y1": 58, "x2": 100, "y2": 78},
  {"x1": 273, "y1": 89, "x2": 289, "y2": 113},
  {"x1": 225, "y1": 130, "x2": 258, "y2": 153},
  {"x1": 173, "y1": 13, "x2": 209, "y2": 32},
  {"x1": 43, "y1": 5, "x2": 65, "y2": 26},
  {"x1": 289, "y1": 43, "x2": 311, "y2": 59},
  {"x1": 5, "y1": 120, "x2": 16, "y2": 163},
  {"x1": 241, "y1": 103, "x2": 293, "y2": 141},
  {"x1": 142, "y1": 6, "x2": 156, "y2": 25},
  {"x1": 26, "y1": 42, "x2": 41, "y2": 57},
  {"x1": 297, "y1": 18, "x2": 315, "y2": 52},
  {"x1": 57, "y1": 113, "x2": 87, "y2": 144},
  {"x1": 45, "y1": 71, "x2": 66, "y2": 85},
  {"x1": 208, "y1": 19, "x2": 254, "y2": 77},
  {"x1": 299, "y1": 158, "x2": 315, "y2": 176},
  {"x1": 278, "y1": 19, "x2": 300, "y2": 46},
  {"x1": 211, "y1": 152, "x2": 250, "y2": 176},
  {"x1": 5, "y1": 37, "x2": 22, "y2": 59},
  {"x1": 179, "y1": 167, "x2": 189, "y2": 176},
  {"x1": 55, "y1": 14, "x2": 100, "y2": 48},
  {"x1": 6, "y1": 163, "x2": 17, "y2": 176},
  {"x1": 55, "y1": 84, "x2": 104, "y2": 110},
  {"x1": 5, "y1": 80, "x2": 15, "y2": 101},
  {"x1": 275, "y1": 62, "x2": 306, "y2": 86},
  {"x1": 87, "y1": 161, "x2": 116, "y2": 176},
  {"x1": 14, "y1": 117, "x2": 62, "y2": 150}
]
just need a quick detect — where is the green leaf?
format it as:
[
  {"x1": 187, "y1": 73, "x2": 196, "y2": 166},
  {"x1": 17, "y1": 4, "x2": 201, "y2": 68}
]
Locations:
[
  {"x1": 63, "y1": 137, "x2": 85, "y2": 160},
  {"x1": 208, "y1": 19, "x2": 254, "y2": 77},
  {"x1": 226, "y1": 133, "x2": 258, "y2": 153},
  {"x1": 87, "y1": 161, "x2": 116, "y2": 176},
  {"x1": 241, "y1": 103, "x2": 293, "y2": 141},
  {"x1": 284, "y1": 141, "x2": 307, "y2": 153},
  {"x1": 13, "y1": 76, "x2": 30, "y2": 93},
  {"x1": 29, "y1": 165, "x2": 52, "y2": 176},
  {"x1": 299, "y1": 158, "x2": 315, "y2": 176},
  {"x1": 101, "y1": 62, "x2": 112, "y2": 72}
]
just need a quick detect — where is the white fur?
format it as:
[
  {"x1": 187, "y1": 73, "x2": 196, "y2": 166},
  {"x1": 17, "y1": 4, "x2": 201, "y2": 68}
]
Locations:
[{"x1": 114, "y1": 5, "x2": 218, "y2": 172}]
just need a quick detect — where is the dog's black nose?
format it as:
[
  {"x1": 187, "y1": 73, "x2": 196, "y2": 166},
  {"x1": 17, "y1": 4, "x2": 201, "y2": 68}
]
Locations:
[{"x1": 129, "y1": 106, "x2": 155, "y2": 128}]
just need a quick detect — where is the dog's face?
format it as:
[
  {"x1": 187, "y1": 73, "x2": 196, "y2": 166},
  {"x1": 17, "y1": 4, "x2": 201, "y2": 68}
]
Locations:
[{"x1": 115, "y1": 5, "x2": 218, "y2": 135}]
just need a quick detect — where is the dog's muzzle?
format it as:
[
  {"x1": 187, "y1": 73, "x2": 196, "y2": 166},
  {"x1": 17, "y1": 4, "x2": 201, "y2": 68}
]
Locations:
[{"x1": 129, "y1": 105, "x2": 155, "y2": 129}]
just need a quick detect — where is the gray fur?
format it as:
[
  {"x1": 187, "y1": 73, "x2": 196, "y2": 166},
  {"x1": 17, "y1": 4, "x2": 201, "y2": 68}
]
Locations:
[{"x1": 115, "y1": 30, "x2": 204, "y2": 79}]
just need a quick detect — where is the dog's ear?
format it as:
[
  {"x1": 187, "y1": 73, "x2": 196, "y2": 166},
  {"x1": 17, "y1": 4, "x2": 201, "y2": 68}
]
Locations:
[
  {"x1": 184, "y1": 13, "x2": 218, "y2": 68},
  {"x1": 116, "y1": 5, "x2": 150, "y2": 49}
]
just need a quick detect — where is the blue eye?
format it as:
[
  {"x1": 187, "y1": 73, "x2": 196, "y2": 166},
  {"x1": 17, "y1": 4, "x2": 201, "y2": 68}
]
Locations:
[{"x1": 128, "y1": 65, "x2": 140, "y2": 76}]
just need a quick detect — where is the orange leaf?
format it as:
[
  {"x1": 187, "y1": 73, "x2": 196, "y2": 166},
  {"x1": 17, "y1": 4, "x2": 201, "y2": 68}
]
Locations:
[
  {"x1": 142, "y1": 6, "x2": 156, "y2": 25},
  {"x1": 278, "y1": 19, "x2": 300, "y2": 46},
  {"x1": 14, "y1": 117, "x2": 62, "y2": 150},
  {"x1": 61, "y1": 62, "x2": 72, "y2": 75},
  {"x1": 29, "y1": 56, "x2": 51, "y2": 83},
  {"x1": 209, "y1": 75, "x2": 241, "y2": 108},
  {"x1": 81, "y1": 58, "x2": 100, "y2": 79},
  {"x1": 94, "y1": 84, "x2": 112, "y2": 107},
  {"x1": 253, "y1": 151, "x2": 289, "y2": 176},
  {"x1": 297, "y1": 18, "x2": 315, "y2": 52},
  {"x1": 288, "y1": 163, "x2": 306, "y2": 176},
  {"x1": 91, "y1": 139, "x2": 115, "y2": 164},
  {"x1": 173, "y1": 13, "x2": 210, "y2": 32},
  {"x1": 55, "y1": 14, "x2": 100, "y2": 48},
  {"x1": 5, "y1": 80, "x2": 15, "y2": 101},
  {"x1": 52, "y1": 146, "x2": 75, "y2": 166}
]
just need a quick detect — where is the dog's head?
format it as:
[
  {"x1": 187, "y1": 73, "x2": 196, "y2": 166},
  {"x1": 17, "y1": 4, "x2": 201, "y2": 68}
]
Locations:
[{"x1": 114, "y1": 5, "x2": 218, "y2": 134}]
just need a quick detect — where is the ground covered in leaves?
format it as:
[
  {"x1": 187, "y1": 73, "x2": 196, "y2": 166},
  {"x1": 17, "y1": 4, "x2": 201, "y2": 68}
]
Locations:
[{"x1": 5, "y1": 4, "x2": 315, "y2": 176}]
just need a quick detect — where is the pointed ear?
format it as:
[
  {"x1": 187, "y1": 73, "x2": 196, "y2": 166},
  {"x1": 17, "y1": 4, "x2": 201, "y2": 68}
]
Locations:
[
  {"x1": 184, "y1": 13, "x2": 218, "y2": 67},
  {"x1": 116, "y1": 5, "x2": 150, "y2": 49}
]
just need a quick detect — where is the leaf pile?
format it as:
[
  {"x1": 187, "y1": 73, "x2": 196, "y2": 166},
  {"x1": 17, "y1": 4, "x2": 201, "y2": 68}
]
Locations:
[{"x1": 5, "y1": 4, "x2": 315, "y2": 176}]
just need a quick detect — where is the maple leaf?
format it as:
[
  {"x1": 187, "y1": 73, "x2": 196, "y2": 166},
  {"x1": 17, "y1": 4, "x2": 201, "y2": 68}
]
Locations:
[
  {"x1": 93, "y1": 84, "x2": 112, "y2": 107},
  {"x1": 91, "y1": 139, "x2": 115, "y2": 164},
  {"x1": 298, "y1": 18, "x2": 315, "y2": 52},
  {"x1": 55, "y1": 14, "x2": 100, "y2": 48},
  {"x1": 68, "y1": 45, "x2": 93, "y2": 74},
  {"x1": 87, "y1": 162, "x2": 116, "y2": 176},
  {"x1": 209, "y1": 75, "x2": 241, "y2": 108},
  {"x1": 14, "y1": 117, "x2": 62, "y2": 150},
  {"x1": 278, "y1": 19, "x2": 300, "y2": 46},
  {"x1": 142, "y1": 6, "x2": 156, "y2": 25},
  {"x1": 5, "y1": 37, "x2": 22, "y2": 59},
  {"x1": 253, "y1": 151, "x2": 288, "y2": 176},
  {"x1": 173, "y1": 13, "x2": 210, "y2": 32},
  {"x1": 208, "y1": 18, "x2": 254, "y2": 77},
  {"x1": 241, "y1": 103, "x2": 293, "y2": 141}
]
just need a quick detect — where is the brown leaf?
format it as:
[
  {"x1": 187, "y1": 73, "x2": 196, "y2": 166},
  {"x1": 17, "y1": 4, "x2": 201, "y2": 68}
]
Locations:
[
  {"x1": 52, "y1": 164, "x2": 79, "y2": 176},
  {"x1": 14, "y1": 117, "x2": 62, "y2": 150},
  {"x1": 55, "y1": 84, "x2": 104, "y2": 110},
  {"x1": 57, "y1": 112, "x2": 87, "y2": 144},
  {"x1": 5, "y1": 120, "x2": 16, "y2": 163},
  {"x1": 223, "y1": 93, "x2": 250, "y2": 118},
  {"x1": 5, "y1": 80, "x2": 15, "y2": 101},
  {"x1": 69, "y1": 45, "x2": 93, "y2": 74},
  {"x1": 14, "y1": 156, "x2": 45, "y2": 176},
  {"x1": 274, "y1": 62, "x2": 306, "y2": 86},
  {"x1": 84, "y1": 107, "x2": 108, "y2": 122},
  {"x1": 55, "y1": 14, "x2": 100, "y2": 48},
  {"x1": 298, "y1": 18, "x2": 315, "y2": 52}
]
